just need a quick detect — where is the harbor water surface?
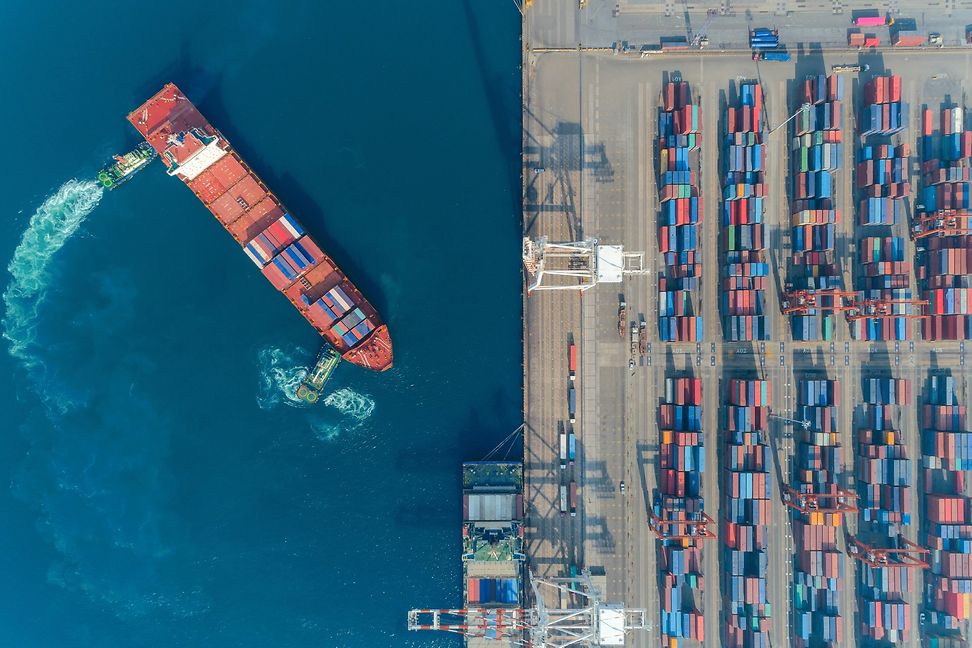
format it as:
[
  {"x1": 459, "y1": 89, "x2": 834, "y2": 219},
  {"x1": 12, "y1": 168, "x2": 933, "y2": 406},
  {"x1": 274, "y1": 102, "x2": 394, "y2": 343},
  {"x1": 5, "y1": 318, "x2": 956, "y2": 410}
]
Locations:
[{"x1": 0, "y1": 2, "x2": 521, "y2": 646}]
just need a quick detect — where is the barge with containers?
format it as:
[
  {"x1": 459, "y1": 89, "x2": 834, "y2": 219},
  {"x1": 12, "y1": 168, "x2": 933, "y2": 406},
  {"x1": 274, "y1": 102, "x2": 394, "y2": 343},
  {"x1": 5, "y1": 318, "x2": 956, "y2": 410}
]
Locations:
[{"x1": 126, "y1": 83, "x2": 392, "y2": 371}]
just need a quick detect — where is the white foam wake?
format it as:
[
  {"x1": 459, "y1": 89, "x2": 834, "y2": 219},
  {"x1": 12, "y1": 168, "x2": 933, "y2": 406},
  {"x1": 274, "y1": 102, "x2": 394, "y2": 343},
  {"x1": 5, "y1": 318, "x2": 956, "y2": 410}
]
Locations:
[
  {"x1": 256, "y1": 345, "x2": 309, "y2": 409},
  {"x1": 323, "y1": 387, "x2": 375, "y2": 421},
  {"x1": 2, "y1": 180, "x2": 103, "y2": 379},
  {"x1": 311, "y1": 387, "x2": 376, "y2": 442}
]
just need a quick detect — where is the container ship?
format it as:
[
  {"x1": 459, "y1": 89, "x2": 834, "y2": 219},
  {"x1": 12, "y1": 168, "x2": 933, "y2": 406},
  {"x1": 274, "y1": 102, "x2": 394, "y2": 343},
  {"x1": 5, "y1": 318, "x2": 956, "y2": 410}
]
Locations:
[
  {"x1": 126, "y1": 83, "x2": 392, "y2": 371},
  {"x1": 408, "y1": 461, "x2": 525, "y2": 646}
]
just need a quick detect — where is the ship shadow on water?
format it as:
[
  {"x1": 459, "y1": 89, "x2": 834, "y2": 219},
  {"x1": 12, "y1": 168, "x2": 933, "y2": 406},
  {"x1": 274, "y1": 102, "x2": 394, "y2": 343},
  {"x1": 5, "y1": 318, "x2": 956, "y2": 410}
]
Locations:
[{"x1": 460, "y1": 0, "x2": 522, "y2": 222}]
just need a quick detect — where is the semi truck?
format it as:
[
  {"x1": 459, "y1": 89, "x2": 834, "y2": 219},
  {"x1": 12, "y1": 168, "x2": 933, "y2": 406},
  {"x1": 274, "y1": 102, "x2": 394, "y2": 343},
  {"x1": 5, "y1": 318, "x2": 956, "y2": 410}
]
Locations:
[
  {"x1": 559, "y1": 431, "x2": 568, "y2": 470},
  {"x1": 568, "y1": 343, "x2": 577, "y2": 381},
  {"x1": 560, "y1": 485, "x2": 569, "y2": 515},
  {"x1": 568, "y1": 386, "x2": 577, "y2": 423},
  {"x1": 750, "y1": 28, "x2": 780, "y2": 49},
  {"x1": 833, "y1": 63, "x2": 870, "y2": 73},
  {"x1": 569, "y1": 481, "x2": 578, "y2": 517}
]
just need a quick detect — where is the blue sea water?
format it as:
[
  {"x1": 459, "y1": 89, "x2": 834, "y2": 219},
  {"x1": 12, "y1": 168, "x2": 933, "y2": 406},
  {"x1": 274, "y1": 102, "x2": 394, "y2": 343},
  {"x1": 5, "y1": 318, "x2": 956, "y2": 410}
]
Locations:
[{"x1": 0, "y1": 3, "x2": 521, "y2": 647}]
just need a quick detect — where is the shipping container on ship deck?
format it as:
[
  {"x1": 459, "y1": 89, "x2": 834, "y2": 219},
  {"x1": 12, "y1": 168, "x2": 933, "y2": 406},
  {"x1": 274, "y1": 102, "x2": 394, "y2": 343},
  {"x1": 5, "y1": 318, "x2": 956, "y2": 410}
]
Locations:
[
  {"x1": 657, "y1": 78, "x2": 703, "y2": 341},
  {"x1": 656, "y1": 376, "x2": 707, "y2": 645},
  {"x1": 788, "y1": 75, "x2": 845, "y2": 341},
  {"x1": 125, "y1": 83, "x2": 392, "y2": 370},
  {"x1": 721, "y1": 379, "x2": 772, "y2": 648}
]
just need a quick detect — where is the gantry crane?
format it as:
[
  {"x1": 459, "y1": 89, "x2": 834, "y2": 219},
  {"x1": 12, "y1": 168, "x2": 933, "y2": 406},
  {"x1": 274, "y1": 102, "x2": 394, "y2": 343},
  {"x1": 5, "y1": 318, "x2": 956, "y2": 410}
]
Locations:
[
  {"x1": 690, "y1": 9, "x2": 719, "y2": 48},
  {"x1": 844, "y1": 297, "x2": 929, "y2": 321},
  {"x1": 408, "y1": 569, "x2": 648, "y2": 647},
  {"x1": 782, "y1": 484, "x2": 859, "y2": 516},
  {"x1": 780, "y1": 289, "x2": 857, "y2": 314},
  {"x1": 408, "y1": 607, "x2": 527, "y2": 643},
  {"x1": 845, "y1": 533, "x2": 930, "y2": 569},
  {"x1": 912, "y1": 210, "x2": 972, "y2": 239},
  {"x1": 648, "y1": 508, "x2": 717, "y2": 540}
]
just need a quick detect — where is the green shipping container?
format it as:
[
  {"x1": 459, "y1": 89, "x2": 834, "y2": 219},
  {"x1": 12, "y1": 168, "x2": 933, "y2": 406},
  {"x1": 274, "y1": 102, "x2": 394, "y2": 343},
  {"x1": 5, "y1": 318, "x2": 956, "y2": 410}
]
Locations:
[{"x1": 822, "y1": 315, "x2": 833, "y2": 340}]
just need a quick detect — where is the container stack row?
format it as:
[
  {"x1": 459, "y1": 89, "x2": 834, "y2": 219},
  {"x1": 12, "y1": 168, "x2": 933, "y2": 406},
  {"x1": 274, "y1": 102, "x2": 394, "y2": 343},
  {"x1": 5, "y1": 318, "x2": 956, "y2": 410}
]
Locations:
[
  {"x1": 658, "y1": 80, "x2": 703, "y2": 341},
  {"x1": 855, "y1": 377, "x2": 915, "y2": 643},
  {"x1": 862, "y1": 75, "x2": 908, "y2": 136},
  {"x1": 791, "y1": 379, "x2": 845, "y2": 647},
  {"x1": 852, "y1": 236, "x2": 914, "y2": 340},
  {"x1": 722, "y1": 379, "x2": 772, "y2": 648},
  {"x1": 917, "y1": 106, "x2": 972, "y2": 340},
  {"x1": 858, "y1": 144, "x2": 910, "y2": 224},
  {"x1": 854, "y1": 72, "x2": 915, "y2": 343},
  {"x1": 722, "y1": 82, "x2": 770, "y2": 341},
  {"x1": 789, "y1": 75, "x2": 845, "y2": 341},
  {"x1": 921, "y1": 374, "x2": 972, "y2": 636},
  {"x1": 656, "y1": 377, "x2": 706, "y2": 646}
]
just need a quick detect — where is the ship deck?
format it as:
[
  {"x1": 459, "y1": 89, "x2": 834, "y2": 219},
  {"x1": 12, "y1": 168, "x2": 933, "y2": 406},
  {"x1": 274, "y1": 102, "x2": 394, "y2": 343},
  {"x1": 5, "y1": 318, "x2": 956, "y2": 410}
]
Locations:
[{"x1": 126, "y1": 83, "x2": 392, "y2": 371}]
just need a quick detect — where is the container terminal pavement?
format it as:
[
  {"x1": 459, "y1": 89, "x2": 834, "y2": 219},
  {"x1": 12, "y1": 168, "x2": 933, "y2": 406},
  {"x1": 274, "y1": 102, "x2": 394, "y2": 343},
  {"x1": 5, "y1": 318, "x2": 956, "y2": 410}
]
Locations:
[{"x1": 513, "y1": 2, "x2": 972, "y2": 648}]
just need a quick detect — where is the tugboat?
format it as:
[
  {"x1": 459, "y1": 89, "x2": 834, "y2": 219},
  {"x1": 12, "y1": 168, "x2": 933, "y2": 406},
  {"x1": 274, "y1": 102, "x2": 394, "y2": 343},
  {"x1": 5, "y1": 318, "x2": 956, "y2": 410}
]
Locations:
[
  {"x1": 97, "y1": 142, "x2": 156, "y2": 190},
  {"x1": 295, "y1": 345, "x2": 341, "y2": 404}
]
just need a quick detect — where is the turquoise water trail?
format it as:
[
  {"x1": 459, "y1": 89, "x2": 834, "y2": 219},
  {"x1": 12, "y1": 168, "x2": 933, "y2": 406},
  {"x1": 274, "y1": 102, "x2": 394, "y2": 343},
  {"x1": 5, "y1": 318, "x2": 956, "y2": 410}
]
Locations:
[{"x1": 3, "y1": 180, "x2": 103, "y2": 381}]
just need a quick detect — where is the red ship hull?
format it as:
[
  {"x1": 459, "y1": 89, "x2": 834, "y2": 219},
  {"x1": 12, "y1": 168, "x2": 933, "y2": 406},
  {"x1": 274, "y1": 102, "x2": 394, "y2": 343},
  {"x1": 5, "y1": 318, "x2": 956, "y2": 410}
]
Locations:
[{"x1": 128, "y1": 84, "x2": 392, "y2": 371}]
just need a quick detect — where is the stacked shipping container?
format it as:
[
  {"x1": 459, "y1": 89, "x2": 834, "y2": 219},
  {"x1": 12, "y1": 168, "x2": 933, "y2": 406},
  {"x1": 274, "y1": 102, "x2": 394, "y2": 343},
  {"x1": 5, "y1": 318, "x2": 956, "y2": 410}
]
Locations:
[
  {"x1": 791, "y1": 379, "x2": 845, "y2": 646},
  {"x1": 855, "y1": 74, "x2": 915, "y2": 340},
  {"x1": 658, "y1": 80, "x2": 704, "y2": 341},
  {"x1": 789, "y1": 75, "x2": 845, "y2": 340},
  {"x1": 656, "y1": 377, "x2": 706, "y2": 645},
  {"x1": 922, "y1": 375, "x2": 972, "y2": 633},
  {"x1": 858, "y1": 145, "x2": 909, "y2": 224},
  {"x1": 853, "y1": 237, "x2": 914, "y2": 340},
  {"x1": 918, "y1": 106, "x2": 972, "y2": 340},
  {"x1": 862, "y1": 75, "x2": 908, "y2": 136},
  {"x1": 856, "y1": 377, "x2": 915, "y2": 642},
  {"x1": 722, "y1": 379, "x2": 772, "y2": 648},
  {"x1": 722, "y1": 82, "x2": 770, "y2": 341}
]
